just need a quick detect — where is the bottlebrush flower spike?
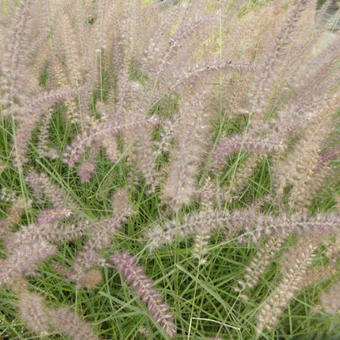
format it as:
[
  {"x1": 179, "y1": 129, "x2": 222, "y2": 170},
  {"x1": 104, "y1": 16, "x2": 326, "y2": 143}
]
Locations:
[
  {"x1": 37, "y1": 108, "x2": 58, "y2": 160},
  {"x1": 248, "y1": 0, "x2": 312, "y2": 124},
  {"x1": 238, "y1": 212, "x2": 340, "y2": 243},
  {"x1": 153, "y1": 113, "x2": 179, "y2": 161},
  {"x1": 5, "y1": 87, "x2": 78, "y2": 118},
  {"x1": 18, "y1": 291, "x2": 50, "y2": 337},
  {"x1": 66, "y1": 215, "x2": 130, "y2": 287},
  {"x1": 0, "y1": 197, "x2": 28, "y2": 237},
  {"x1": 78, "y1": 160, "x2": 96, "y2": 183},
  {"x1": 297, "y1": 260, "x2": 337, "y2": 290},
  {"x1": 0, "y1": 238, "x2": 57, "y2": 287},
  {"x1": 145, "y1": 208, "x2": 340, "y2": 251},
  {"x1": 7, "y1": 87, "x2": 80, "y2": 163},
  {"x1": 234, "y1": 235, "x2": 286, "y2": 300},
  {"x1": 26, "y1": 170, "x2": 77, "y2": 215},
  {"x1": 0, "y1": 0, "x2": 339, "y2": 338},
  {"x1": 36, "y1": 207, "x2": 72, "y2": 225},
  {"x1": 18, "y1": 290, "x2": 99, "y2": 340},
  {"x1": 212, "y1": 133, "x2": 285, "y2": 170},
  {"x1": 111, "y1": 251, "x2": 176, "y2": 339},
  {"x1": 256, "y1": 234, "x2": 318, "y2": 334},
  {"x1": 144, "y1": 208, "x2": 233, "y2": 251},
  {"x1": 168, "y1": 60, "x2": 257, "y2": 94},
  {"x1": 63, "y1": 115, "x2": 159, "y2": 167},
  {"x1": 151, "y1": 14, "x2": 219, "y2": 76},
  {"x1": 64, "y1": 188, "x2": 133, "y2": 287},
  {"x1": 162, "y1": 86, "x2": 212, "y2": 210},
  {"x1": 0, "y1": 0, "x2": 34, "y2": 107},
  {"x1": 48, "y1": 306, "x2": 99, "y2": 340}
]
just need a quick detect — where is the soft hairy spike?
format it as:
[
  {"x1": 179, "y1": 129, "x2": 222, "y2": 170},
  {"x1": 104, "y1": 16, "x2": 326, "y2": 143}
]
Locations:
[
  {"x1": 63, "y1": 115, "x2": 159, "y2": 167},
  {"x1": 18, "y1": 291, "x2": 50, "y2": 337},
  {"x1": 162, "y1": 86, "x2": 212, "y2": 210},
  {"x1": 192, "y1": 229, "x2": 211, "y2": 266},
  {"x1": 59, "y1": 13, "x2": 82, "y2": 89},
  {"x1": 65, "y1": 189, "x2": 132, "y2": 286},
  {"x1": 48, "y1": 306, "x2": 99, "y2": 340},
  {"x1": 111, "y1": 187, "x2": 131, "y2": 213},
  {"x1": 50, "y1": 55, "x2": 79, "y2": 123},
  {"x1": 0, "y1": 238, "x2": 57, "y2": 287},
  {"x1": 26, "y1": 170, "x2": 77, "y2": 213},
  {"x1": 153, "y1": 113, "x2": 179, "y2": 161},
  {"x1": 227, "y1": 154, "x2": 262, "y2": 196},
  {"x1": 212, "y1": 133, "x2": 285, "y2": 170},
  {"x1": 0, "y1": 197, "x2": 28, "y2": 237},
  {"x1": 192, "y1": 177, "x2": 219, "y2": 265},
  {"x1": 111, "y1": 251, "x2": 176, "y2": 338},
  {"x1": 151, "y1": 14, "x2": 218, "y2": 77},
  {"x1": 145, "y1": 208, "x2": 233, "y2": 251},
  {"x1": 235, "y1": 235, "x2": 286, "y2": 300},
  {"x1": 66, "y1": 216, "x2": 127, "y2": 286},
  {"x1": 145, "y1": 208, "x2": 340, "y2": 251},
  {"x1": 249, "y1": 0, "x2": 312, "y2": 128},
  {"x1": 198, "y1": 177, "x2": 221, "y2": 210},
  {"x1": 0, "y1": 0, "x2": 33, "y2": 106},
  {"x1": 273, "y1": 100, "x2": 339, "y2": 209},
  {"x1": 256, "y1": 235, "x2": 318, "y2": 334},
  {"x1": 36, "y1": 207, "x2": 72, "y2": 225},
  {"x1": 169, "y1": 60, "x2": 256, "y2": 95},
  {"x1": 0, "y1": 187, "x2": 16, "y2": 203},
  {"x1": 3, "y1": 87, "x2": 78, "y2": 118},
  {"x1": 297, "y1": 260, "x2": 337, "y2": 290},
  {"x1": 17, "y1": 289, "x2": 98, "y2": 339},
  {"x1": 5, "y1": 220, "x2": 106, "y2": 251},
  {"x1": 134, "y1": 126, "x2": 159, "y2": 193},
  {"x1": 238, "y1": 212, "x2": 340, "y2": 243},
  {"x1": 80, "y1": 268, "x2": 104, "y2": 290},
  {"x1": 37, "y1": 108, "x2": 58, "y2": 159},
  {"x1": 7, "y1": 87, "x2": 79, "y2": 163},
  {"x1": 78, "y1": 160, "x2": 96, "y2": 184},
  {"x1": 0, "y1": 0, "x2": 339, "y2": 337}
]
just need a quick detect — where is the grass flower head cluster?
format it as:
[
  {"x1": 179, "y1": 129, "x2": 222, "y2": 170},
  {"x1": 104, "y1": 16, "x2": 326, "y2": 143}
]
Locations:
[{"x1": 0, "y1": 0, "x2": 340, "y2": 339}]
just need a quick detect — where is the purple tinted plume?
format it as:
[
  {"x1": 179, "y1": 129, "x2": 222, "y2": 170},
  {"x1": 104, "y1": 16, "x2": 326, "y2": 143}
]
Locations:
[{"x1": 111, "y1": 251, "x2": 176, "y2": 338}]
